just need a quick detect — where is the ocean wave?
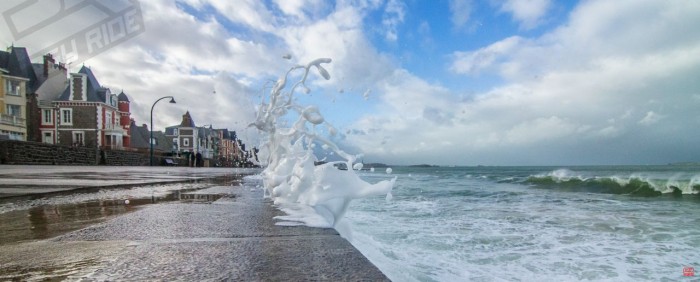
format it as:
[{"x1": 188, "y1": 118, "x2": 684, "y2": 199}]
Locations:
[{"x1": 524, "y1": 169, "x2": 700, "y2": 196}]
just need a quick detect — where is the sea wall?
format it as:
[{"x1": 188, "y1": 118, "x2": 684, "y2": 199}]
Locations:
[{"x1": 0, "y1": 140, "x2": 181, "y2": 166}]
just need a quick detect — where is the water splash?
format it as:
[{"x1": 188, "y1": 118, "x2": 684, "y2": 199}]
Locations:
[{"x1": 250, "y1": 58, "x2": 396, "y2": 228}]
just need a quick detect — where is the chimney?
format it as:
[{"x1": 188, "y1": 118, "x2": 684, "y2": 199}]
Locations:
[{"x1": 43, "y1": 53, "x2": 55, "y2": 77}]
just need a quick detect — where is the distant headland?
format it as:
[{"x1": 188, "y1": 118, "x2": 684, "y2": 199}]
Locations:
[{"x1": 407, "y1": 164, "x2": 440, "y2": 168}]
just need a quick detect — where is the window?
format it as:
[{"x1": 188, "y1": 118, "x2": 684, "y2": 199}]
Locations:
[
  {"x1": 43, "y1": 132, "x2": 53, "y2": 144},
  {"x1": 106, "y1": 112, "x2": 112, "y2": 129},
  {"x1": 173, "y1": 128, "x2": 178, "y2": 135},
  {"x1": 5, "y1": 79, "x2": 21, "y2": 96},
  {"x1": 61, "y1": 108, "x2": 72, "y2": 125},
  {"x1": 72, "y1": 131, "x2": 84, "y2": 146},
  {"x1": 183, "y1": 138, "x2": 189, "y2": 147},
  {"x1": 6, "y1": 104, "x2": 21, "y2": 117},
  {"x1": 150, "y1": 137, "x2": 157, "y2": 145},
  {"x1": 42, "y1": 109, "x2": 53, "y2": 125}
]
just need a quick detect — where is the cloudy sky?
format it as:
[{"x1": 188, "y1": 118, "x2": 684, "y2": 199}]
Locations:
[{"x1": 2, "y1": 0, "x2": 700, "y2": 166}]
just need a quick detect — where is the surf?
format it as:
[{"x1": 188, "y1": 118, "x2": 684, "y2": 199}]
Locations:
[{"x1": 525, "y1": 168, "x2": 700, "y2": 196}]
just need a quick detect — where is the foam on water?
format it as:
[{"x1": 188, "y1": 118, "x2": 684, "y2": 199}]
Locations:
[
  {"x1": 250, "y1": 57, "x2": 395, "y2": 228},
  {"x1": 344, "y1": 167, "x2": 700, "y2": 281},
  {"x1": 529, "y1": 168, "x2": 700, "y2": 195}
]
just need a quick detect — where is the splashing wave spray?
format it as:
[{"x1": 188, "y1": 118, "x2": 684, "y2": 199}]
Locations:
[{"x1": 250, "y1": 57, "x2": 396, "y2": 228}]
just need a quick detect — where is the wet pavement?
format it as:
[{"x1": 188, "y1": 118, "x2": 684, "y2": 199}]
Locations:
[{"x1": 0, "y1": 165, "x2": 388, "y2": 281}]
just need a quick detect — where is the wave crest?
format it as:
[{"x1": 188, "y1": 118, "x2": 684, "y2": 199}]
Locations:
[{"x1": 525, "y1": 169, "x2": 700, "y2": 196}]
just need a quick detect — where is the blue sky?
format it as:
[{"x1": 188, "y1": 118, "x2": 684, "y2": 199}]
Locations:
[{"x1": 3, "y1": 0, "x2": 700, "y2": 165}]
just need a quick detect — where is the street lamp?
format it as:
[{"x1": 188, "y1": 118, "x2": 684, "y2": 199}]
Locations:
[{"x1": 150, "y1": 96, "x2": 176, "y2": 166}]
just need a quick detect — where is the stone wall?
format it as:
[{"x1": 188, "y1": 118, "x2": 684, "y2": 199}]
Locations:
[
  {"x1": 100, "y1": 148, "x2": 150, "y2": 166},
  {"x1": 0, "y1": 140, "x2": 183, "y2": 166}
]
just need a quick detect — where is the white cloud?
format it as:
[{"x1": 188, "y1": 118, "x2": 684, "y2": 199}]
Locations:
[
  {"x1": 450, "y1": 36, "x2": 522, "y2": 75},
  {"x1": 207, "y1": 0, "x2": 276, "y2": 32},
  {"x1": 271, "y1": 0, "x2": 330, "y2": 22},
  {"x1": 498, "y1": 0, "x2": 552, "y2": 30},
  {"x1": 448, "y1": 0, "x2": 473, "y2": 30},
  {"x1": 278, "y1": 5, "x2": 394, "y2": 93},
  {"x1": 344, "y1": 0, "x2": 700, "y2": 165},
  {"x1": 639, "y1": 111, "x2": 664, "y2": 126},
  {"x1": 273, "y1": 0, "x2": 307, "y2": 17},
  {"x1": 381, "y1": 0, "x2": 406, "y2": 41}
]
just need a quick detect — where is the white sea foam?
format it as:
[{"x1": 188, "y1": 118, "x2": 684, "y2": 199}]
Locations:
[
  {"x1": 537, "y1": 168, "x2": 700, "y2": 194},
  {"x1": 251, "y1": 57, "x2": 395, "y2": 228},
  {"x1": 344, "y1": 168, "x2": 700, "y2": 281}
]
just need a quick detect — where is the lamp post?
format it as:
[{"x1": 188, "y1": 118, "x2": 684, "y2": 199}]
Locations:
[{"x1": 150, "y1": 96, "x2": 176, "y2": 166}]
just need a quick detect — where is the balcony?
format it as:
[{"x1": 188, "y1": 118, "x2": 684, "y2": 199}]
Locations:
[{"x1": 0, "y1": 114, "x2": 25, "y2": 127}]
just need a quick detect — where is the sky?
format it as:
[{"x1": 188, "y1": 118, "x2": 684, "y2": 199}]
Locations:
[{"x1": 2, "y1": 0, "x2": 700, "y2": 166}]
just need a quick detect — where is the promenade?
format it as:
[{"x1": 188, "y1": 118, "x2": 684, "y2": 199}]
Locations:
[{"x1": 0, "y1": 165, "x2": 388, "y2": 281}]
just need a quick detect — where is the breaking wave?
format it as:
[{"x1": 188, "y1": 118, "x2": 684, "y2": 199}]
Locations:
[{"x1": 524, "y1": 169, "x2": 700, "y2": 196}]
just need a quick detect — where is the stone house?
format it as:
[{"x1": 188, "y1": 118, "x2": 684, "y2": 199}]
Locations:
[
  {"x1": 48, "y1": 66, "x2": 131, "y2": 149},
  {"x1": 165, "y1": 111, "x2": 198, "y2": 157}
]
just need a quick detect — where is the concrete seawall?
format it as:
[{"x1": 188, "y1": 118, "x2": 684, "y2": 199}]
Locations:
[{"x1": 0, "y1": 166, "x2": 389, "y2": 281}]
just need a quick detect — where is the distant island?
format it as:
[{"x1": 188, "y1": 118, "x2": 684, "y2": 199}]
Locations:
[
  {"x1": 668, "y1": 162, "x2": 700, "y2": 166},
  {"x1": 361, "y1": 163, "x2": 440, "y2": 168},
  {"x1": 408, "y1": 164, "x2": 440, "y2": 168},
  {"x1": 364, "y1": 163, "x2": 389, "y2": 168}
]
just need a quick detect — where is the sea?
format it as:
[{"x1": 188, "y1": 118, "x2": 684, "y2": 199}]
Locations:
[{"x1": 338, "y1": 165, "x2": 700, "y2": 281}]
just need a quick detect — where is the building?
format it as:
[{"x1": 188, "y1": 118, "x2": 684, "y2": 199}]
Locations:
[
  {"x1": 47, "y1": 66, "x2": 131, "y2": 149},
  {"x1": 214, "y1": 128, "x2": 244, "y2": 166},
  {"x1": 165, "y1": 111, "x2": 198, "y2": 157},
  {"x1": 129, "y1": 120, "x2": 173, "y2": 154},
  {"x1": 33, "y1": 53, "x2": 69, "y2": 144},
  {"x1": 197, "y1": 125, "x2": 217, "y2": 160},
  {"x1": 163, "y1": 111, "x2": 254, "y2": 166},
  {"x1": 117, "y1": 91, "x2": 131, "y2": 147},
  {"x1": 0, "y1": 47, "x2": 35, "y2": 140}
]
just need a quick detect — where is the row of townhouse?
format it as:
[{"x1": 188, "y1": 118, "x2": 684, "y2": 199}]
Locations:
[
  {"x1": 164, "y1": 111, "x2": 256, "y2": 167},
  {"x1": 0, "y1": 46, "x2": 257, "y2": 166},
  {"x1": 0, "y1": 47, "x2": 132, "y2": 149}
]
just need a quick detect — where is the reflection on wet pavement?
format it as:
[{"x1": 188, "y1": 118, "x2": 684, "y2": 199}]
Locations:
[
  {"x1": 0, "y1": 241, "x2": 129, "y2": 281},
  {"x1": 179, "y1": 193, "x2": 227, "y2": 202}
]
